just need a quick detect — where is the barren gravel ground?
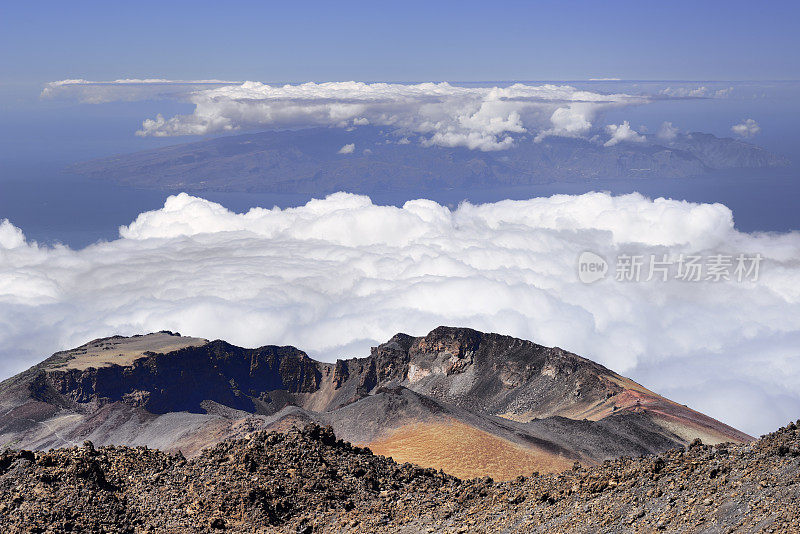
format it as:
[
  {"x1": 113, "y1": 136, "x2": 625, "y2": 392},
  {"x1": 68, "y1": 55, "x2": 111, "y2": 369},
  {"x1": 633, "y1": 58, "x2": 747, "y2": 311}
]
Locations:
[{"x1": 0, "y1": 421, "x2": 798, "y2": 533}]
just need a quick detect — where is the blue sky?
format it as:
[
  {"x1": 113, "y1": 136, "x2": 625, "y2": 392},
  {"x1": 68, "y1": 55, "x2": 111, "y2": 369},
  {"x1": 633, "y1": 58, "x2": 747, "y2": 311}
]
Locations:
[{"x1": 2, "y1": 0, "x2": 798, "y2": 84}]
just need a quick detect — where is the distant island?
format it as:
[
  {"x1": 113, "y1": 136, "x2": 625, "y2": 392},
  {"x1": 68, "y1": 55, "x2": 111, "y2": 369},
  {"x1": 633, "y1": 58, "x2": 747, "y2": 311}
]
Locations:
[{"x1": 69, "y1": 126, "x2": 789, "y2": 194}]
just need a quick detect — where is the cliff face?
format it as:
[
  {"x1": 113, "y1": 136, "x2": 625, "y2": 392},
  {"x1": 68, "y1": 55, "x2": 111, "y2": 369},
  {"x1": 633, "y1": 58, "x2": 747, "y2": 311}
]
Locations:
[
  {"x1": 399, "y1": 327, "x2": 622, "y2": 420},
  {"x1": 0, "y1": 326, "x2": 752, "y2": 480},
  {"x1": 39, "y1": 342, "x2": 321, "y2": 414}
]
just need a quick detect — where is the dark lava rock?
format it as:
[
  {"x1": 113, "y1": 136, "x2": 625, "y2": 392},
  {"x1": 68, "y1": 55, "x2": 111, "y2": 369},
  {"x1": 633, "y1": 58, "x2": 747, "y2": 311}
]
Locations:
[{"x1": 1, "y1": 421, "x2": 799, "y2": 532}]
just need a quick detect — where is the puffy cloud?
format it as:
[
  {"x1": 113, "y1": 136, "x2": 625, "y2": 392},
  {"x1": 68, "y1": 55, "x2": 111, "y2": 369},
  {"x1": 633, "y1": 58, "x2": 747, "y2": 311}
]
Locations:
[
  {"x1": 660, "y1": 86, "x2": 709, "y2": 98},
  {"x1": 732, "y1": 118, "x2": 761, "y2": 138},
  {"x1": 658, "y1": 86, "x2": 733, "y2": 99},
  {"x1": 604, "y1": 121, "x2": 646, "y2": 146},
  {"x1": 337, "y1": 143, "x2": 355, "y2": 154},
  {"x1": 45, "y1": 79, "x2": 646, "y2": 151},
  {"x1": 533, "y1": 103, "x2": 598, "y2": 142},
  {"x1": 133, "y1": 81, "x2": 643, "y2": 150},
  {"x1": 714, "y1": 87, "x2": 734, "y2": 98},
  {"x1": 656, "y1": 121, "x2": 680, "y2": 142},
  {"x1": 1, "y1": 192, "x2": 800, "y2": 436},
  {"x1": 0, "y1": 220, "x2": 26, "y2": 249}
]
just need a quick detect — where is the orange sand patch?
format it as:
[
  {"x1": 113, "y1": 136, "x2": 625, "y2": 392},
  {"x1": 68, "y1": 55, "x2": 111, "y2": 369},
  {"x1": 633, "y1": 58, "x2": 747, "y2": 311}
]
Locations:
[{"x1": 367, "y1": 419, "x2": 574, "y2": 480}]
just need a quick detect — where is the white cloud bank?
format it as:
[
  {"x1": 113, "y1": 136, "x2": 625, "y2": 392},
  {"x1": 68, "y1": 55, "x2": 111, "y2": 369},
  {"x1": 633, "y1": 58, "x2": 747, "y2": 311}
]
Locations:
[
  {"x1": 604, "y1": 121, "x2": 646, "y2": 146},
  {"x1": 45, "y1": 80, "x2": 648, "y2": 151},
  {"x1": 659, "y1": 86, "x2": 733, "y2": 98},
  {"x1": 732, "y1": 118, "x2": 761, "y2": 138},
  {"x1": 1, "y1": 192, "x2": 800, "y2": 435},
  {"x1": 134, "y1": 81, "x2": 647, "y2": 150},
  {"x1": 41, "y1": 79, "x2": 241, "y2": 104},
  {"x1": 656, "y1": 121, "x2": 680, "y2": 142}
]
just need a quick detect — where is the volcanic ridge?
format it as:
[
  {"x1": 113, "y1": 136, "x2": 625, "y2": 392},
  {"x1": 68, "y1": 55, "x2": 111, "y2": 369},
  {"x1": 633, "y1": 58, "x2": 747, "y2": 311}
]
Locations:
[{"x1": 0, "y1": 327, "x2": 750, "y2": 481}]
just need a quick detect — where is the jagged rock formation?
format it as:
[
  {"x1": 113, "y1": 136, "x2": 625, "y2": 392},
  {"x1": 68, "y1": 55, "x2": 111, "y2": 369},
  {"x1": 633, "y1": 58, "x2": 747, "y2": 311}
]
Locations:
[
  {"x1": 0, "y1": 327, "x2": 751, "y2": 480},
  {"x1": 68, "y1": 127, "x2": 790, "y2": 194},
  {"x1": 0, "y1": 422, "x2": 797, "y2": 533}
]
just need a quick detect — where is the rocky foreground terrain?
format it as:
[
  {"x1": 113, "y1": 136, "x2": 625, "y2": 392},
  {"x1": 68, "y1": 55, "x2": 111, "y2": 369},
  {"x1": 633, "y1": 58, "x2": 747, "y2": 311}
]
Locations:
[
  {"x1": 0, "y1": 327, "x2": 750, "y2": 481},
  {"x1": 0, "y1": 421, "x2": 798, "y2": 533}
]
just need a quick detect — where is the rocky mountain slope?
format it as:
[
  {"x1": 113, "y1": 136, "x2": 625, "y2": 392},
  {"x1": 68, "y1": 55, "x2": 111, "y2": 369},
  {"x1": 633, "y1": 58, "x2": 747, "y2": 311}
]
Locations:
[
  {"x1": 0, "y1": 327, "x2": 751, "y2": 480},
  {"x1": 0, "y1": 422, "x2": 797, "y2": 533},
  {"x1": 68, "y1": 127, "x2": 790, "y2": 194}
]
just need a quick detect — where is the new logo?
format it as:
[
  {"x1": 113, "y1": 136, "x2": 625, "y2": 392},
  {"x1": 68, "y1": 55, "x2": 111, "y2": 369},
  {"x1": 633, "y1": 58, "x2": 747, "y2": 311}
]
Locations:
[{"x1": 577, "y1": 251, "x2": 608, "y2": 284}]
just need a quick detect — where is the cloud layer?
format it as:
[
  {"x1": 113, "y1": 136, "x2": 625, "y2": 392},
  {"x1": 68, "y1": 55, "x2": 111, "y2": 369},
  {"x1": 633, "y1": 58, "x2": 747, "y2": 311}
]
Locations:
[
  {"x1": 604, "y1": 121, "x2": 646, "y2": 146},
  {"x1": 41, "y1": 79, "x2": 240, "y2": 105},
  {"x1": 135, "y1": 81, "x2": 649, "y2": 150},
  {"x1": 659, "y1": 86, "x2": 733, "y2": 98},
  {"x1": 1, "y1": 192, "x2": 799, "y2": 435},
  {"x1": 732, "y1": 118, "x2": 761, "y2": 138},
  {"x1": 45, "y1": 80, "x2": 650, "y2": 150}
]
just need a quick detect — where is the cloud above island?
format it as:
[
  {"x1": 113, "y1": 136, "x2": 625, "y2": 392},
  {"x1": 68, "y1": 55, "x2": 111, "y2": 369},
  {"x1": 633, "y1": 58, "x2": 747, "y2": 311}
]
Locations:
[
  {"x1": 44, "y1": 80, "x2": 651, "y2": 150},
  {"x1": 42, "y1": 79, "x2": 748, "y2": 151},
  {"x1": 732, "y1": 118, "x2": 761, "y2": 138},
  {"x1": 659, "y1": 86, "x2": 734, "y2": 98},
  {"x1": 41, "y1": 78, "x2": 241, "y2": 104},
  {"x1": 133, "y1": 81, "x2": 648, "y2": 150},
  {"x1": 604, "y1": 120, "x2": 646, "y2": 146},
  {"x1": 2, "y1": 192, "x2": 800, "y2": 436}
]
